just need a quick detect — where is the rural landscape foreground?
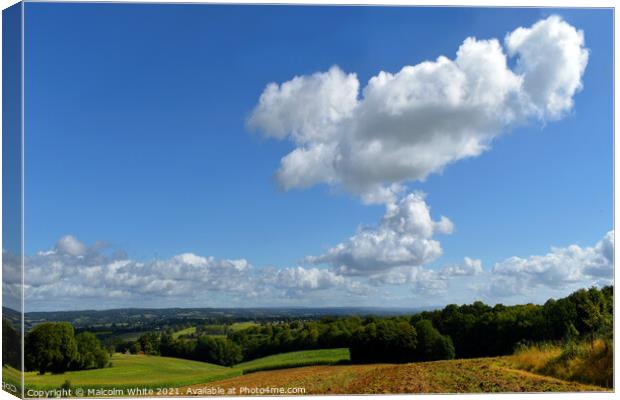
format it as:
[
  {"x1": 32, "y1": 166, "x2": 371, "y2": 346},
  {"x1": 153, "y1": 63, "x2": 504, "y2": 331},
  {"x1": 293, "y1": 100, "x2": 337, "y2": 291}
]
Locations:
[{"x1": 2, "y1": 286, "x2": 613, "y2": 396}]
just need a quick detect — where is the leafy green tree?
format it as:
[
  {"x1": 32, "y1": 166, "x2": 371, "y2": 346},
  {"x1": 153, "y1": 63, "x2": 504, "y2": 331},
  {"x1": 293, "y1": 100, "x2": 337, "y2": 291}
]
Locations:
[
  {"x1": 413, "y1": 320, "x2": 454, "y2": 361},
  {"x1": 93, "y1": 347, "x2": 110, "y2": 368},
  {"x1": 196, "y1": 336, "x2": 243, "y2": 366},
  {"x1": 74, "y1": 332, "x2": 109, "y2": 369},
  {"x1": 129, "y1": 342, "x2": 141, "y2": 355},
  {"x1": 350, "y1": 319, "x2": 417, "y2": 363},
  {"x1": 138, "y1": 332, "x2": 160, "y2": 355},
  {"x1": 25, "y1": 322, "x2": 78, "y2": 374}
]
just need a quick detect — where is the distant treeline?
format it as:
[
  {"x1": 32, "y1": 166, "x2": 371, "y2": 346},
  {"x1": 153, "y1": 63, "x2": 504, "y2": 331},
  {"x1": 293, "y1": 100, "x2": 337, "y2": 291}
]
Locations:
[
  {"x1": 115, "y1": 332, "x2": 243, "y2": 366},
  {"x1": 21, "y1": 306, "x2": 409, "y2": 332},
  {"x1": 118, "y1": 286, "x2": 612, "y2": 366}
]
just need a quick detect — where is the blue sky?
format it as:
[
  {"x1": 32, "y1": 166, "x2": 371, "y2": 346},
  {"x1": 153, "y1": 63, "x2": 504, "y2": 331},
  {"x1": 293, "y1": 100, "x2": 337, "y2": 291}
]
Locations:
[{"x1": 16, "y1": 4, "x2": 613, "y2": 311}]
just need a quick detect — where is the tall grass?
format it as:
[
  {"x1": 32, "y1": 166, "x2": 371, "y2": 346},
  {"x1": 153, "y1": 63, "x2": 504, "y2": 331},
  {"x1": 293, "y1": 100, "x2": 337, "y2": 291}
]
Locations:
[{"x1": 511, "y1": 339, "x2": 613, "y2": 388}]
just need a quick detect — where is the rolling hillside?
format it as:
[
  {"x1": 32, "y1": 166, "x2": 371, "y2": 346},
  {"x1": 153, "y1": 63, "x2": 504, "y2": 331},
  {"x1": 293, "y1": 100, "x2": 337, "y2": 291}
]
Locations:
[
  {"x1": 15, "y1": 348, "x2": 349, "y2": 393},
  {"x1": 20, "y1": 353, "x2": 239, "y2": 391},
  {"x1": 13, "y1": 349, "x2": 609, "y2": 396},
  {"x1": 182, "y1": 357, "x2": 607, "y2": 395}
]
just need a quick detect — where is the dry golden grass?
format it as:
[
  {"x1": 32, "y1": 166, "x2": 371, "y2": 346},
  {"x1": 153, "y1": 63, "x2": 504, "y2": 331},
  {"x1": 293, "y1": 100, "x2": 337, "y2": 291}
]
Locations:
[
  {"x1": 508, "y1": 339, "x2": 613, "y2": 388},
  {"x1": 511, "y1": 343, "x2": 562, "y2": 372}
]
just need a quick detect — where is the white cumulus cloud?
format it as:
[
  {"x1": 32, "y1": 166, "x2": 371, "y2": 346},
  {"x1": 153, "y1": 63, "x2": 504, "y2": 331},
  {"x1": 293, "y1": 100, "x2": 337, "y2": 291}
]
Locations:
[
  {"x1": 18, "y1": 235, "x2": 365, "y2": 310},
  {"x1": 505, "y1": 15, "x2": 589, "y2": 119},
  {"x1": 55, "y1": 235, "x2": 88, "y2": 257},
  {"x1": 307, "y1": 192, "x2": 453, "y2": 275},
  {"x1": 20, "y1": 236, "x2": 261, "y2": 307},
  {"x1": 248, "y1": 16, "x2": 588, "y2": 201},
  {"x1": 441, "y1": 257, "x2": 483, "y2": 277},
  {"x1": 489, "y1": 230, "x2": 613, "y2": 296},
  {"x1": 266, "y1": 266, "x2": 346, "y2": 290}
]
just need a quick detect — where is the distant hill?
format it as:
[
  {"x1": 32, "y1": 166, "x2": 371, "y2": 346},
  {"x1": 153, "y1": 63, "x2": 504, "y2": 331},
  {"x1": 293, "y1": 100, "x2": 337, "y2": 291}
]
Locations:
[
  {"x1": 8, "y1": 305, "x2": 438, "y2": 331},
  {"x1": 2, "y1": 306, "x2": 22, "y2": 331}
]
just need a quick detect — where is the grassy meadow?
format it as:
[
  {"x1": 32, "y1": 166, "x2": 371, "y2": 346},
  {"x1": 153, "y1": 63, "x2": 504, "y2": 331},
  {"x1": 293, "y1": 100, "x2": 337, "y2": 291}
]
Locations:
[
  {"x1": 171, "y1": 327, "x2": 197, "y2": 339},
  {"x1": 19, "y1": 353, "x2": 240, "y2": 392},
  {"x1": 14, "y1": 348, "x2": 349, "y2": 393},
  {"x1": 2, "y1": 364, "x2": 23, "y2": 396},
  {"x1": 229, "y1": 322, "x2": 258, "y2": 331}
]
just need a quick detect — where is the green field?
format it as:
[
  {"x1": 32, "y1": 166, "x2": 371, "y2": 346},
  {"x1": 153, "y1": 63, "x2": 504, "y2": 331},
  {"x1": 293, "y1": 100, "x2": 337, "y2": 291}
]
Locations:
[
  {"x1": 113, "y1": 331, "x2": 150, "y2": 341},
  {"x1": 3, "y1": 364, "x2": 22, "y2": 384},
  {"x1": 229, "y1": 321, "x2": 258, "y2": 331},
  {"x1": 171, "y1": 326, "x2": 197, "y2": 339},
  {"x1": 13, "y1": 348, "x2": 349, "y2": 393},
  {"x1": 237, "y1": 348, "x2": 350, "y2": 373},
  {"x1": 19, "y1": 353, "x2": 240, "y2": 392},
  {"x1": 3, "y1": 364, "x2": 23, "y2": 396}
]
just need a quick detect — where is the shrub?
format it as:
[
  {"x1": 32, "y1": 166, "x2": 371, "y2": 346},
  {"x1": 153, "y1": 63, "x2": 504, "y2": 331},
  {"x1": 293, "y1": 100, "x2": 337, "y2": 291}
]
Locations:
[
  {"x1": 511, "y1": 339, "x2": 613, "y2": 388},
  {"x1": 511, "y1": 342, "x2": 560, "y2": 372}
]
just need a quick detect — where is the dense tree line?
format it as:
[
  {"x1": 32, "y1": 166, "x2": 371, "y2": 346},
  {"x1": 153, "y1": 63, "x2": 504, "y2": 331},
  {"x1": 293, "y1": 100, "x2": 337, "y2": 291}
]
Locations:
[
  {"x1": 227, "y1": 286, "x2": 612, "y2": 363},
  {"x1": 28, "y1": 286, "x2": 613, "y2": 369},
  {"x1": 227, "y1": 317, "x2": 360, "y2": 360},
  {"x1": 349, "y1": 318, "x2": 419, "y2": 363},
  {"x1": 24, "y1": 322, "x2": 110, "y2": 374},
  {"x1": 116, "y1": 331, "x2": 243, "y2": 366},
  {"x1": 414, "y1": 286, "x2": 613, "y2": 359},
  {"x1": 162, "y1": 335, "x2": 243, "y2": 366}
]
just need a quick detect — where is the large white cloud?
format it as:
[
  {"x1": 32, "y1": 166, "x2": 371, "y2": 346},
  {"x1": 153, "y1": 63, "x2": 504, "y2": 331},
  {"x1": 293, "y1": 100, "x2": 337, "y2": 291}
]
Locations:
[
  {"x1": 248, "y1": 16, "x2": 588, "y2": 201},
  {"x1": 505, "y1": 15, "x2": 588, "y2": 119},
  {"x1": 307, "y1": 192, "x2": 453, "y2": 275},
  {"x1": 489, "y1": 230, "x2": 614, "y2": 297}
]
